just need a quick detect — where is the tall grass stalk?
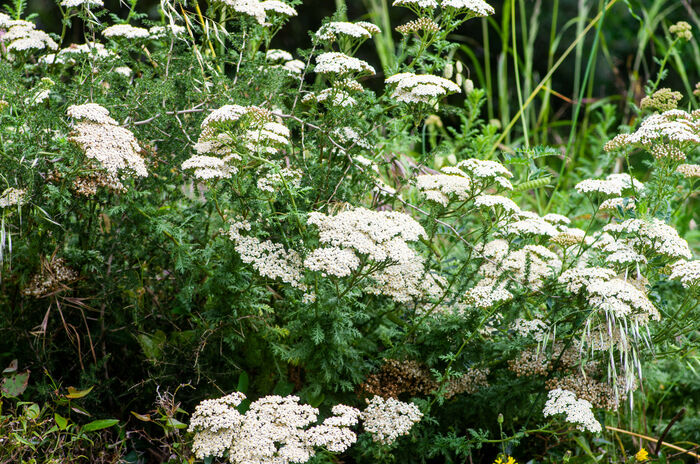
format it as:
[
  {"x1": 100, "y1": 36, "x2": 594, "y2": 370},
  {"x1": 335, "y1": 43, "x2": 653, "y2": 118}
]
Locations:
[
  {"x1": 488, "y1": 0, "x2": 620, "y2": 157},
  {"x1": 547, "y1": 0, "x2": 610, "y2": 211}
]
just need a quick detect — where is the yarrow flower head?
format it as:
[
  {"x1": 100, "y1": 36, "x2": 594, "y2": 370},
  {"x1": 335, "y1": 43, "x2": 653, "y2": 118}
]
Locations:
[
  {"x1": 604, "y1": 109, "x2": 700, "y2": 156},
  {"x1": 386, "y1": 72, "x2": 460, "y2": 104},
  {"x1": 212, "y1": 0, "x2": 296, "y2": 25},
  {"x1": 183, "y1": 104, "x2": 290, "y2": 179},
  {"x1": 360, "y1": 396, "x2": 423, "y2": 445},
  {"x1": 543, "y1": 389, "x2": 602, "y2": 433},
  {"x1": 669, "y1": 21, "x2": 692, "y2": 41},
  {"x1": 315, "y1": 52, "x2": 375, "y2": 76},
  {"x1": 3, "y1": 22, "x2": 58, "y2": 54},
  {"x1": 393, "y1": 0, "x2": 439, "y2": 9},
  {"x1": 668, "y1": 260, "x2": 700, "y2": 289},
  {"x1": 60, "y1": 0, "x2": 103, "y2": 7},
  {"x1": 0, "y1": 187, "x2": 26, "y2": 208},
  {"x1": 441, "y1": 0, "x2": 495, "y2": 16},
  {"x1": 306, "y1": 207, "x2": 445, "y2": 302},
  {"x1": 67, "y1": 103, "x2": 148, "y2": 180},
  {"x1": 102, "y1": 24, "x2": 150, "y2": 39},
  {"x1": 603, "y1": 218, "x2": 692, "y2": 261},
  {"x1": 188, "y1": 392, "x2": 359, "y2": 463},
  {"x1": 227, "y1": 219, "x2": 306, "y2": 290},
  {"x1": 575, "y1": 173, "x2": 644, "y2": 197},
  {"x1": 316, "y1": 22, "x2": 379, "y2": 42},
  {"x1": 415, "y1": 170, "x2": 471, "y2": 206},
  {"x1": 676, "y1": 163, "x2": 700, "y2": 178},
  {"x1": 396, "y1": 17, "x2": 440, "y2": 34},
  {"x1": 640, "y1": 88, "x2": 683, "y2": 113}
]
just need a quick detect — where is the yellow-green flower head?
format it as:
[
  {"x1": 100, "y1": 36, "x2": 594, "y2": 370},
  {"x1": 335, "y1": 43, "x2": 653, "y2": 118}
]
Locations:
[{"x1": 669, "y1": 21, "x2": 692, "y2": 41}]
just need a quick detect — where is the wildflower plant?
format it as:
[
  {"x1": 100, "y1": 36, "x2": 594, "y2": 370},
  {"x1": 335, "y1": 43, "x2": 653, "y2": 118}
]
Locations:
[{"x1": 0, "y1": 0, "x2": 698, "y2": 462}]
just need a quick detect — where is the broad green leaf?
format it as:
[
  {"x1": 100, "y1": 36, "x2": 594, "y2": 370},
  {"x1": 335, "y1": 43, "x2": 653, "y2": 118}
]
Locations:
[
  {"x1": 65, "y1": 385, "x2": 93, "y2": 399},
  {"x1": 54, "y1": 413, "x2": 68, "y2": 430},
  {"x1": 24, "y1": 403, "x2": 40, "y2": 420},
  {"x1": 164, "y1": 417, "x2": 187, "y2": 429},
  {"x1": 82, "y1": 418, "x2": 119, "y2": 432},
  {"x1": 237, "y1": 372, "x2": 249, "y2": 393},
  {"x1": 1, "y1": 370, "x2": 30, "y2": 397}
]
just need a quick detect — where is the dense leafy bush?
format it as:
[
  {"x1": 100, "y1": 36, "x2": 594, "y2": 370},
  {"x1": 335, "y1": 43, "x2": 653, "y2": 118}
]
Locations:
[{"x1": 0, "y1": 0, "x2": 698, "y2": 462}]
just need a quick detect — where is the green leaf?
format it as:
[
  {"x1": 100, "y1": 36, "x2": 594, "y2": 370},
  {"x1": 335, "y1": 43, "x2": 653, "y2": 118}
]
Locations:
[
  {"x1": 54, "y1": 413, "x2": 68, "y2": 430},
  {"x1": 65, "y1": 386, "x2": 93, "y2": 399},
  {"x1": 1, "y1": 370, "x2": 30, "y2": 397},
  {"x1": 236, "y1": 372, "x2": 249, "y2": 394},
  {"x1": 24, "y1": 403, "x2": 40, "y2": 420},
  {"x1": 137, "y1": 330, "x2": 167, "y2": 361},
  {"x1": 131, "y1": 411, "x2": 151, "y2": 422},
  {"x1": 82, "y1": 418, "x2": 119, "y2": 432},
  {"x1": 164, "y1": 417, "x2": 187, "y2": 429}
]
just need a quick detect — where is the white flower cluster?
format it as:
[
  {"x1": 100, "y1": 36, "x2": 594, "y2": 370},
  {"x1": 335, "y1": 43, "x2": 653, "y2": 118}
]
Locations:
[
  {"x1": 102, "y1": 24, "x2": 151, "y2": 39},
  {"x1": 486, "y1": 242, "x2": 562, "y2": 290},
  {"x1": 668, "y1": 260, "x2": 700, "y2": 289},
  {"x1": 315, "y1": 52, "x2": 376, "y2": 76},
  {"x1": 316, "y1": 21, "x2": 380, "y2": 41},
  {"x1": 393, "y1": 0, "x2": 495, "y2": 17},
  {"x1": 188, "y1": 392, "x2": 360, "y2": 463},
  {"x1": 416, "y1": 159, "x2": 515, "y2": 207},
  {"x1": 304, "y1": 247, "x2": 360, "y2": 278},
  {"x1": 393, "y1": 0, "x2": 439, "y2": 8},
  {"x1": 594, "y1": 233, "x2": 647, "y2": 267},
  {"x1": 60, "y1": 0, "x2": 103, "y2": 8},
  {"x1": 603, "y1": 218, "x2": 692, "y2": 261},
  {"x1": 676, "y1": 163, "x2": 700, "y2": 178},
  {"x1": 441, "y1": 0, "x2": 495, "y2": 15},
  {"x1": 183, "y1": 104, "x2": 290, "y2": 179},
  {"x1": 599, "y1": 196, "x2": 636, "y2": 213},
  {"x1": 212, "y1": 0, "x2": 297, "y2": 26},
  {"x1": 550, "y1": 227, "x2": 589, "y2": 248},
  {"x1": 0, "y1": 187, "x2": 26, "y2": 208},
  {"x1": 332, "y1": 127, "x2": 372, "y2": 150},
  {"x1": 543, "y1": 389, "x2": 601, "y2": 433},
  {"x1": 307, "y1": 208, "x2": 426, "y2": 263},
  {"x1": 306, "y1": 208, "x2": 445, "y2": 302},
  {"x1": 265, "y1": 49, "x2": 305, "y2": 76},
  {"x1": 0, "y1": 18, "x2": 58, "y2": 54},
  {"x1": 575, "y1": 173, "x2": 644, "y2": 197},
  {"x1": 415, "y1": 170, "x2": 471, "y2": 206},
  {"x1": 511, "y1": 318, "x2": 547, "y2": 341},
  {"x1": 558, "y1": 266, "x2": 617, "y2": 294},
  {"x1": 474, "y1": 194, "x2": 520, "y2": 214},
  {"x1": 266, "y1": 49, "x2": 293, "y2": 62},
  {"x1": 67, "y1": 103, "x2": 148, "y2": 179},
  {"x1": 227, "y1": 220, "x2": 306, "y2": 290},
  {"x1": 559, "y1": 266, "x2": 660, "y2": 323},
  {"x1": 257, "y1": 167, "x2": 302, "y2": 193},
  {"x1": 499, "y1": 210, "x2": 560, "y2": 238},
  {"x1": 149, "y1": 24, "x2": 187, "y2": 39},
  {"x1": 302, "y1": 88, "x2": 357, "y2": 108},
  {"x1": 587, "y1": 278, "x2": 660, "y2": 321},
  {"x1": 454, "y1": 158, "x2": 513, "y2": 190},
  {"x1": 56, "y1": 41, "x2": 116, "y2": 62},
  {"x1": 385, "y1": 72, "x2": 461, "y2": 104},
  {"x1": 604, "y1": 109, "x2": 700, "y2": 159},
  {"x1": 360, "y1": 396, "x2": 423, "y2": 445},
  {"x1": 464, "y1": 280, "x2": 513, "y2": 308}
]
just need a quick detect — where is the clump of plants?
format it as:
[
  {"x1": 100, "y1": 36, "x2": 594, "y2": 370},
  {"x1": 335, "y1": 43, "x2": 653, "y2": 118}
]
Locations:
[{"x1": 0, "y1": 0, "x2": 698, "y2": 462}]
